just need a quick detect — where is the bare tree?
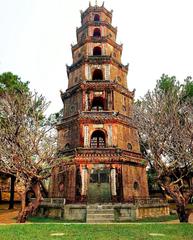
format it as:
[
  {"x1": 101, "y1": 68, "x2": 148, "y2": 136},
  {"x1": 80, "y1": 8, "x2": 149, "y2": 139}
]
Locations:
[
  {"x1": 134, "y1": 75, "x2": 193, "y2": 222},
  {"x1": 0, "y1": 84, "x2": 57, "y2": 222}
]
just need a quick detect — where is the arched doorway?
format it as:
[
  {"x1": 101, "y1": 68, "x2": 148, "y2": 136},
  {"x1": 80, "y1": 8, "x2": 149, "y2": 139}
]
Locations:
[
  {"x1": 93, "y1": 46, "x2": 102, "y2": 56},
  {"x1": 93, "y1": 28, "x2": 101, "y2": 37},
  {"x1": 94, "y1": 14, "x2": 100, "y2": 22},
  {"x1": 91, "y1": 97, "x2": 104, "y2": 111},
  {"x1": 90, "y1": 130, "x2": 106, "y2": 148},
  {"x1": 92, "y1": 69, "x2": 103, "y2": 80},
  {"x1": 88, "y1": 167, "x2": 111, "y2": 203}
]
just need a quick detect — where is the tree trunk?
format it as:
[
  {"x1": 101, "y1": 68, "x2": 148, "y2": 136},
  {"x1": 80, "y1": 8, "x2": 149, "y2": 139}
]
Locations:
[
  {"x1": 40, "y1": 181, "x2": 48, "y2": 197},
  {"x1": 17, "y1": 182, "x2": 43, "y2": 223},
  {"x1": 163, "y1": 184, "x2": 191, "y2": 223},
  {"x1": 176, "y1": 205, "x2": 190, "y2": 223},
  {"x1": 9, "y1": 175, "x2": 16, "y2": 209}
]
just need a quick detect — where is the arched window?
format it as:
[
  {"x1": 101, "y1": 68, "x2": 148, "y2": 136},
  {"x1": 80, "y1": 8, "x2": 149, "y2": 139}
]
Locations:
[
  {"x1": 127, "y1": 143, "x2": 132, "y2": 151},
  {"x1": 93, "y1": 46, "x2": 102, "y2": 56},
  {"x1": 133, "y1": 181, "x2": 140, "y2": 190},
  {"x1": 94, "y1": 14, "x2": 100, "y2": 21},
  {"x1": 91, "y1": 97, "x2": 104, "y2": 111},
  {"x1": 90, "y1": 130, "x2": 106, "y2": 148},
  {"x1": 93, "y1": 28, "x2": 101, "y2": 37},
  {"x1": 92, "y1": 69, "x2": 103, "y2": 80}
]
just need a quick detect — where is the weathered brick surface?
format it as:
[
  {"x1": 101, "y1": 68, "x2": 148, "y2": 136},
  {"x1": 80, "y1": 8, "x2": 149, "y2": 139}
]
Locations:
[{"x1": 122, "y1": 165, "x2": 149, "y2": 201}]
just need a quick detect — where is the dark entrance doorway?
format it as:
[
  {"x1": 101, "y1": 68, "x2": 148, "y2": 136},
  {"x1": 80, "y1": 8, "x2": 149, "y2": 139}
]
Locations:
[
  {"x1": 92, "y1": 69, "x2": 103, "y2": 80},
  {"x1": 91, "y1": 97, "x2": 104, "y2": 111},
  {"x1": 88, "y1": 169, "x2": 111, "y2": 203},
  {"x1": 93, "y1": 46, "x2": 102, "y2": 56}
]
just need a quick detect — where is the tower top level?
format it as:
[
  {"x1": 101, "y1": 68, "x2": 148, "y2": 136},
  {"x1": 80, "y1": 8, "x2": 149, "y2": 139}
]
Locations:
[
  {"x1": 68, "y1": 2, "x2": 130, "y2": 90},
  {"x1": 80, "y1": 1, "x2": 113, "y2": 24}
]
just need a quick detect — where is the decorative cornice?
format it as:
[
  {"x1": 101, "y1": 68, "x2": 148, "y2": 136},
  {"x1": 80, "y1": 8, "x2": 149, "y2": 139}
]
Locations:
[
  {"x1": 81, "y1": 80, "x2": 134, "y2": 99},
  {"x1": 56, "y1": 114, "x2": 79, "y2": 129},
  {"x1": 60, "y1": 83, "x2": 81, "y2": 101},
  {"x1": 77, "y1": 21, "x2": 117, "y2": 35},
  {"x1": 57, "y1": 110, "x2": 136, "y2": 129},
  {"x1": 58, "y1": 148, "x2": 145, "y2": 166},
  {"x1": 78, "y1": 111, "x2": 135, "y2": 127},
  {"x1": 68, "y1": 55, "x2": 128, "y2": 73},
  {"x1": 61, "y1": 80, "x2": 134, "y2": 100},
  {"x1": 72, "y1": 36, "x2": 123, "y2": 53}
]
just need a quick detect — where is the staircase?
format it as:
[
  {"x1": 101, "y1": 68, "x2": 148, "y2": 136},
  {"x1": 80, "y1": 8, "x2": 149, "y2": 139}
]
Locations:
[{"x1": 86, "y1": 204, "x2": 115, "y2": 223}]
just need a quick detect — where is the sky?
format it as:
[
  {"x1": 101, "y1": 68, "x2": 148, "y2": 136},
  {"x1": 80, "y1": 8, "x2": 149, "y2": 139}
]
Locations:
[{"x1": 0, "y1": 0, "x2": 193, "y2": 114}]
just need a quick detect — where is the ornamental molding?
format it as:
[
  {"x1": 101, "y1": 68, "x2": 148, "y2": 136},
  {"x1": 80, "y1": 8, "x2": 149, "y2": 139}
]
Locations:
[
  {"x1": 78, "y1": 111, "x2": 135, "y2": 127},
  {"x1": 77, "y1": 21, "x2": 117, "y2": 34},
  {"x1": 61, "y1": 80, "x2": 134, "y2": 100},
  {"x1": 68, "y1": 56, "x2": 128, "y2": 73},
  {"x1": 72, "y1": 36, "x2": 123, "y2": 52}
]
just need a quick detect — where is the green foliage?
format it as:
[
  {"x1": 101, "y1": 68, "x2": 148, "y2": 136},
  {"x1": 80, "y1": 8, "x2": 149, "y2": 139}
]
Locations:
[
  {"x1": 157, "y1": 74, "x2": 179, "y2": 93},
  {"x1": 182, "y1": 76, "x2": 193, "y2": 102},
  {"x1": 156, "y1": 74, "x2": 193, "y2": 103},
  {"x1": 0, "y1": 72, "x2": 29, "y2": 93}
]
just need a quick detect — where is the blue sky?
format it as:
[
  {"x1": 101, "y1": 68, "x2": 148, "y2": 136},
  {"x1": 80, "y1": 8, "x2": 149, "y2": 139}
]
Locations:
[{"x1": 0, "y1": 0, "x2": 193, "y2": 114}]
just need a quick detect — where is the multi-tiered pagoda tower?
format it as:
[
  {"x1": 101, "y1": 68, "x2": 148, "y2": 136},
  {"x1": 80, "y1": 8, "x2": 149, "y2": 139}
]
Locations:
[{"x1": 50, "y1": 2, "x2": 149, "y2": 203}]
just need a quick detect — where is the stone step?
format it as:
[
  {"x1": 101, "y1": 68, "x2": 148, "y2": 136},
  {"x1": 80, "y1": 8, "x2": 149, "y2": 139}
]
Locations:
[
  {"x1": 87, "y1": 218, "x2": 114, "y2": 222},
  {"x1": 87, "y1": 205, "x2": 114, "y2": 210},
  {"x1": 86, "y1": 204, "x2": 115, "y2": 223},
  {"x1": 87, "y1": 219, "x2": 115, "y2": 223},
  {"x1": 87, "y1": 214, "x2": 114, "y2": 220},
  {"x1": 87, "y1": 209, "x2": 114, "y2": 214},
  {"x1": 87, "y1": 207, "x2": 114, "y2": 210},
  {"x1": 119, "y1": 217, "x2": 132, "y2": 221}
]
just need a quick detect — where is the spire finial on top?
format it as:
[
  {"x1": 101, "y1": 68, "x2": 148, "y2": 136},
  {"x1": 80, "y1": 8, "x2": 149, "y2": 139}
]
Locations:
[{"x1": 95, "y1": 0, "x2": 98, "y2": 6}]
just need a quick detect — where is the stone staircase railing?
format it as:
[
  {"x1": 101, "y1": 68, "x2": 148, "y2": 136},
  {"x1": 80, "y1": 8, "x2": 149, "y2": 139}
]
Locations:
[
  {"x1": 30, "y1": 198, "x2": 66, "y2": 207},
  {"x1": 128, "y1": 197, "x2": 167, "y2": 205}
]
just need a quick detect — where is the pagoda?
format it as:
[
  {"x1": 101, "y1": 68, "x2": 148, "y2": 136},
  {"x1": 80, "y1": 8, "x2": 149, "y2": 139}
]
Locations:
[{"x1": 50, "y1": 2, "x2": 149, "y2": 203}]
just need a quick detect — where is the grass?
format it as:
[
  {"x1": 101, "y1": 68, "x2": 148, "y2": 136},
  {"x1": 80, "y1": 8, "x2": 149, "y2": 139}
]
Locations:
[
  {"x1": 0, "y1": 223, "x2": 192, "y2": 240},
  {"x1": 133, "y1": 214, "x2": 178, "y2": 222},
  {"x1": 28, "y1": 216, "x2": 84, "y2": 223},
  {"x1": 28, "y1": 214, "x2": 178, "y2": 223}
]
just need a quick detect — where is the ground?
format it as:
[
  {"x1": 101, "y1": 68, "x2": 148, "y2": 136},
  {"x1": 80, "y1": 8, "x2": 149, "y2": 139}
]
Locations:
[
  {"x1": 1, "y1": 203, "x2": 193, "y2": 224},
  {"x1": 0, "y1": 223, "x2": 193, "y2": 240},
  {"x1": 0, "y1": 204, "x2": 19, "y2": 224},
  {"x1": 0, "y1": 203, "x2": 193, "y2": 240}
]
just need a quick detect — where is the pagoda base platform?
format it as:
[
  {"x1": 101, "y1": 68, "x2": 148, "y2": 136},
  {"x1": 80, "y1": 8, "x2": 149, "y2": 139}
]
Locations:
[{"x1": 36, "y1": 198, "x2": 170, "y2": 222}]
